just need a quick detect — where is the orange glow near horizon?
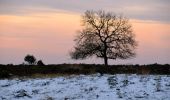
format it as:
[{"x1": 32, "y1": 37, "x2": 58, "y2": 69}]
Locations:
[
  {"x1": 0, "y1": 12, "x2": 170, "y2": 64},
  {"x1": 0, "y1": 12, "x2": 81, "y2": 50},
  {"x1": 0, "y1": 12, "x2": 81, "y2": 36}
]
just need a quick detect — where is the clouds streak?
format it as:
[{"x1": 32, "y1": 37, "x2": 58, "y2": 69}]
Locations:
[{"x1": 0, "y1": 0, "x2": 170, "y2": 22}]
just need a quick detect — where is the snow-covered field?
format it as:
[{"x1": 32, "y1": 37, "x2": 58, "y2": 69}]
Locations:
[{"x1": 0, "y1": 74, "x2": 170, "y2": 100}]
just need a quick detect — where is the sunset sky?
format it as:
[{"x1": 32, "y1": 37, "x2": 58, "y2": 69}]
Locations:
[{"x1": 0, "y1": 0, "x2": 170, "y2": 65}]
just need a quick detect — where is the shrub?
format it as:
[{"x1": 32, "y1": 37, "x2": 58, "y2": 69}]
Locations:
[{"x1": 37, "y1": 60, "x2": 45, "y2": 66}]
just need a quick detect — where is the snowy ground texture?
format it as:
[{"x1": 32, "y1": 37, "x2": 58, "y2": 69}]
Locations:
[{"x1": 0, "y1": 74, "x2": 170, "y2": 100}]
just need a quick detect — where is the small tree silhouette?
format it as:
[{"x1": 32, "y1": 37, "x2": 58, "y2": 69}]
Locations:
[
  {"x1": 24, "y1": 54, "x2": 36, "y2": 65},
  {"x1": 37, "y1": 60, "x2": 45, "y2": 66}
]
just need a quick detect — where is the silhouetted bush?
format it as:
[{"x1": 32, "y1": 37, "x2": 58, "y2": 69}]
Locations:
[{"x1": 37, "y1": 60, "x2": 45, "y2": 66}]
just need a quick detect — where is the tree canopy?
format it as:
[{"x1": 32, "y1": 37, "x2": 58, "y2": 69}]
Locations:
[
  {"x1": 70, "y1": 10, "x2": 137, "y2": 66},
  {"x1": 24, "y1": 54, "x2": 36, "y2": 65}
]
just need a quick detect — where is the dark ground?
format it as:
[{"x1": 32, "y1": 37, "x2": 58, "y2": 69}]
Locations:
[{"x1": 0, "y1": 64, "x2": 170, "y2": 78}]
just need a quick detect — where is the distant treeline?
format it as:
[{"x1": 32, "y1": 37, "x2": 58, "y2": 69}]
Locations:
[{"x1": 0, "y1": 64, "x2": 170, "y2": 78}]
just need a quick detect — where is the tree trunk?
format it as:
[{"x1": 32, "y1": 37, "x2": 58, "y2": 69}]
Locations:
[
  {"x1": 103, "y1": 42, "x2": 108, "y2": 66},
  {"x1": 104, "y1": 57, "x2": 108, "y2": 66}
]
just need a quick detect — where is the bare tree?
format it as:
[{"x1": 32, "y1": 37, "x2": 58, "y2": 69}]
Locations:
[{"x1": 70, "y1": 10, "x2": 137, "y2": 66}]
